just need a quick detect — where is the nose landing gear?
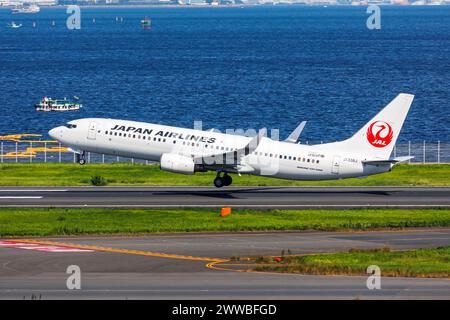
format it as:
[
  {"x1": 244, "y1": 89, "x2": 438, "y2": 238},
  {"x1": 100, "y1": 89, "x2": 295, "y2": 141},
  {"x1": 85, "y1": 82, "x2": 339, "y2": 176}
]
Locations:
[
  {"x1": 76, "y1": 151, "x2": 86, "y2": 165},
  {"x1": 213, "y1": 172, "x2": 232, "y2": 188}
]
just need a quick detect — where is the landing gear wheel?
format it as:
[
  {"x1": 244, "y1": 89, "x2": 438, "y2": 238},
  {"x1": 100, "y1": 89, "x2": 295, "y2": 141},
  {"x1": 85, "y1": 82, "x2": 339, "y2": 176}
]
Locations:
[
  {"x1": 76, "y1": 152, "x2": 86, "y2": 165},
  {"x1": 223, "y1": 174, "x2": 232, "y2": 186},
  {"x1": 214, "y1": 177, "x2": 224, "y2": 188}
]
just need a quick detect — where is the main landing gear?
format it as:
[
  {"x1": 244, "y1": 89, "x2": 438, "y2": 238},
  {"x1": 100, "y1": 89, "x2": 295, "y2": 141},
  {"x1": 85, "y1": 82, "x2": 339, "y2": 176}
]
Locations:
[
  {"x1": 213, "y1": 172, "x2": 232, "y2": 188},
  {"x1": 76, "y1": 151, "x2": 86, "y2": 165}
]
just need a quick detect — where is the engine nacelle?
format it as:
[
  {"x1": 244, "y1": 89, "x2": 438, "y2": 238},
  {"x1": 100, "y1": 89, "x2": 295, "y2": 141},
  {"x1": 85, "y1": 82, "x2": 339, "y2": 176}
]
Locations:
[{"x1": 160, "y1": 153, "x2": 195, "y2": 175}]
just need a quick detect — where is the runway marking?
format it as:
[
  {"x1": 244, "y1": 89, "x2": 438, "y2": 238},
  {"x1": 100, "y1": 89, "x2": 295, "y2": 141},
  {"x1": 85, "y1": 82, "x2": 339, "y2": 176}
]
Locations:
[
  {"x1": 0, "y1": 190, "x2": 67, "y2": 192},
  {"x1": 0, "y1": 241, "x2": 93, "y2": 253},
  {"x1": 0, "y1": 196, "x2": 43, "y2": 199},
  {"x1": 2, "y1": 204, "x2": 450, "y2": 209},
  {"x1": 8, "y1": 239, "x2": 226, "y2": 262}
]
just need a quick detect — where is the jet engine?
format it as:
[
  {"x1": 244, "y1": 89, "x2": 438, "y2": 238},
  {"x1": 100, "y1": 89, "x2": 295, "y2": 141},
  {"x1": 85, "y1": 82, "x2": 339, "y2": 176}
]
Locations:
[{"x1": 160, "y1": 153, "x2": 195, "y2": 175}]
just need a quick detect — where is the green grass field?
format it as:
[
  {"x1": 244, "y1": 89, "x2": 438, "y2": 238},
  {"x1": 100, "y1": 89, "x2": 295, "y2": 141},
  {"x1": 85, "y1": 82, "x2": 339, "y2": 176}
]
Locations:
[
  {"x1": 0, "y1": 208, "x2": 449, "y2": 237},
  {"x1": 254, "y1": 247, "x2": 450, "y2": 278},
  {"x1": 0, "y1": 163, "x2": 449, "y2": 186}
]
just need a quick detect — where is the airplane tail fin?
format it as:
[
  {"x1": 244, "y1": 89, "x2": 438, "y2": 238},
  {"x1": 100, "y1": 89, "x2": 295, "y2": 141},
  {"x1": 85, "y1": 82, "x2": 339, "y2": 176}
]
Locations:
[{"x1": 334, "y1": 93, "x2": 414, "y2": 159}]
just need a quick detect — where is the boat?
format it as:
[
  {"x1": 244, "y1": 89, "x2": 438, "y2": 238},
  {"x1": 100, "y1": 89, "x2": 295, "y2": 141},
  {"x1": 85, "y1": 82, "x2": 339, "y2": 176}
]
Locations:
[
  {"x1": 34, "y1": 97, "x2": 82, "y2": 112},
  {"x1": 12, "y1": 4, "x2": 40, "y2": 14},
  {"x1": 7, "y1": 22, "x2": 22, "y2": 29},
  {"x1": 140, "y1": 17, "x2": 151, "y2": 29}
]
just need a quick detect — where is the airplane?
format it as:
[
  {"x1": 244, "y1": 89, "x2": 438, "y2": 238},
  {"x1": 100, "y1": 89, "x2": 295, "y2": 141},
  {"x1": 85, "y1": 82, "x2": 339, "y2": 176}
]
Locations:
[{"x1": 49, "y1": 93, "x2": 414, "y2": 188}]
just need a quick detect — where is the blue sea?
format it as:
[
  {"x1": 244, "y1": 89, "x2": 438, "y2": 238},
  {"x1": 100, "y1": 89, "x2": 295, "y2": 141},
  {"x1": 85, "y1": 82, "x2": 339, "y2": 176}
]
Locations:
[{"x1": 0, "y1": 6, "x2": 449, "y2": 143}]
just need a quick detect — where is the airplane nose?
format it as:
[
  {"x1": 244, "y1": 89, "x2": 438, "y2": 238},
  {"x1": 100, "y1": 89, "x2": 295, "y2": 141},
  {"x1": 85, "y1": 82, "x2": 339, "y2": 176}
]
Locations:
[{"x1": 48, "y1": 127, "x2": 61, "y2": 140}]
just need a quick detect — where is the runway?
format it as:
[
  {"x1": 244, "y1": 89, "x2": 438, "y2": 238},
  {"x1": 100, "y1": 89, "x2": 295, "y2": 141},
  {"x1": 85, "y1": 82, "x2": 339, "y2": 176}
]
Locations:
[
  {"x1": 1, "y1": 186, "x2": 450, "y2": 208},
  {"x1": 1, "y1": 229, "x2": 449, "y2": 299}
]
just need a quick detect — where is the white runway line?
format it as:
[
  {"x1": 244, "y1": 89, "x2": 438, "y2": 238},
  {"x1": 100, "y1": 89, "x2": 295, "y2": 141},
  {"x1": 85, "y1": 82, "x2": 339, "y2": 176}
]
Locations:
[
  {"x1": 0, "y1": 190, "x2": 67, "y2": 192},
  {"x1": 0, "y1": 196, "x2": 43, "y2": 199},
  {"x1": 1, "y1": 204, "x2": 449, "y2": 208}
]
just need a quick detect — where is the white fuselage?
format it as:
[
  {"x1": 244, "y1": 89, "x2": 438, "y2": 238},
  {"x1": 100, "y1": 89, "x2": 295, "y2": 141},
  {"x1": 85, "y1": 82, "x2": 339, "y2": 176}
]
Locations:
[{"x1": 49, "y1": 118, "x2": 390, "y2": 181}]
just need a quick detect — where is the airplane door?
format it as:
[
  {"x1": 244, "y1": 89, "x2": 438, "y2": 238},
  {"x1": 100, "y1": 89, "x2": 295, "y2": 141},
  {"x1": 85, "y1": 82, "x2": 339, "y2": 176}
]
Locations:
[
  {"x1": 87, "y1": 121, "x2": 97, "y2": 140},
  {"x1": 331, "y1": 156, "x2": 340, "y2": 174}
]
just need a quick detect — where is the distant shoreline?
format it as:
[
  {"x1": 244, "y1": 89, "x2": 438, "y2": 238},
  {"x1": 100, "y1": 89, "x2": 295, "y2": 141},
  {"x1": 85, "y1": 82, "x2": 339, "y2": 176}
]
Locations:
[
  {"x1": 1, "y1": 4, "x2": 448, "y2": 9},
  {"x1": 0, "y1": 4, "x2": 255, "y2": 9},
  {"x1": 64, "y1": 4, "x2": 252, "y2": 9}
]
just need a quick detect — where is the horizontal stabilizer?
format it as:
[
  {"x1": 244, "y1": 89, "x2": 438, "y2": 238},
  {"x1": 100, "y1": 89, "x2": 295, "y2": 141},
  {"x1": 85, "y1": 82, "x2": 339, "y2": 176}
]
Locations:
[
  {"x1": 285, "y1": 121, "x2": 307, "y2": 144},
  {"x1": 363, "y1": 156, "x2": 414, "y2": 166}
]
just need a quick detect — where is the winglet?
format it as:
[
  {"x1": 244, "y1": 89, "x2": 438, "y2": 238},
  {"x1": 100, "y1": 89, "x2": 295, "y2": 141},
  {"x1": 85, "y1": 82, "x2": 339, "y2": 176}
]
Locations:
[
  {"x1": 285, "y1": 121, "x2": 307, "y2": 143},
  {"x1": 245, "y1": 128, "x2": 267, "y2": 155}
]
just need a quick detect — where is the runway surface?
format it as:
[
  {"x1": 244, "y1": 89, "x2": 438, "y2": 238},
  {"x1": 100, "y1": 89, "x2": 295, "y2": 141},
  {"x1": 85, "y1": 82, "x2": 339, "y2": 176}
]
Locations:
[
  {"x1": 1, "y1": 186, "x2": 450, "y2": 208},
  {"x1": 1, "y1": 229, "x2": 449, "y2": 299}
]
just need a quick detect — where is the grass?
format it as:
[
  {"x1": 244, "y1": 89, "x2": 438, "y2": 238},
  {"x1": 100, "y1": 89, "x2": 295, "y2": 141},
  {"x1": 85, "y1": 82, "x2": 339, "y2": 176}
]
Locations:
[
  {"x1": 0, "y1": 163, "x2": 449, "y2": 186},
  {"x1": 254, "y1": 247, "x2": 450, "y2": 278},
  {"x1": 0, "y1": 208, "x2": 449, "y2": 237}
]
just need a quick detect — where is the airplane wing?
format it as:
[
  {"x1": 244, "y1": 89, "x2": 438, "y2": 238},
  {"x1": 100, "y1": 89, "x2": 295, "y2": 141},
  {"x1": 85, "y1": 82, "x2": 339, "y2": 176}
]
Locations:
[
  {"x1": 284, "y1": 121, "x2": 307, "y2": 144},
  {"x1": 362, "y1": 156, "x2": 413, "y2": 166},
  {"x1": 194, "y1": 129, "x2": 267, "y2": 171}
]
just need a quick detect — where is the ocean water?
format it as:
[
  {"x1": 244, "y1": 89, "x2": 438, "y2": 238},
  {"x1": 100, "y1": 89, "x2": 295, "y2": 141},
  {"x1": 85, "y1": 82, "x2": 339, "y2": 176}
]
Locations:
[{"x1": 0, "y1": 6, "x2": 449, "y2": 143}]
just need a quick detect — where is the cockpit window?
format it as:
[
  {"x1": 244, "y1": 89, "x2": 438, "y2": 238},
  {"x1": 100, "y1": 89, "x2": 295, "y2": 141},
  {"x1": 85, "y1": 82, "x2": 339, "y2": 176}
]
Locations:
[{"x1": 65, "y1": 124, "x2": 77, "y2": 129}]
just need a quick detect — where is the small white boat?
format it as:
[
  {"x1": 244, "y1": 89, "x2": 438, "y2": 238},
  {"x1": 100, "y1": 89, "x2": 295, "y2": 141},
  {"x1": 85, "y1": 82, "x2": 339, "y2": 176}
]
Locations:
[
  {"x1": 140, "y1": 17, "x2": 151, "y2": 29},
  {"x1": 7, "y1": 22, "x2": 22, "y2": 29},
  {"x1": 34, "y1": 96, "x2": 82, "y2": 112}
]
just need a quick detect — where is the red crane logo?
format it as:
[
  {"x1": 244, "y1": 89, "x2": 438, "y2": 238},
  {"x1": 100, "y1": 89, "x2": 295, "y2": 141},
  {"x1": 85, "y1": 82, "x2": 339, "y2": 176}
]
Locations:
[{"x1": 367, "y1": 121, "x2": 394, "y2": 148}]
